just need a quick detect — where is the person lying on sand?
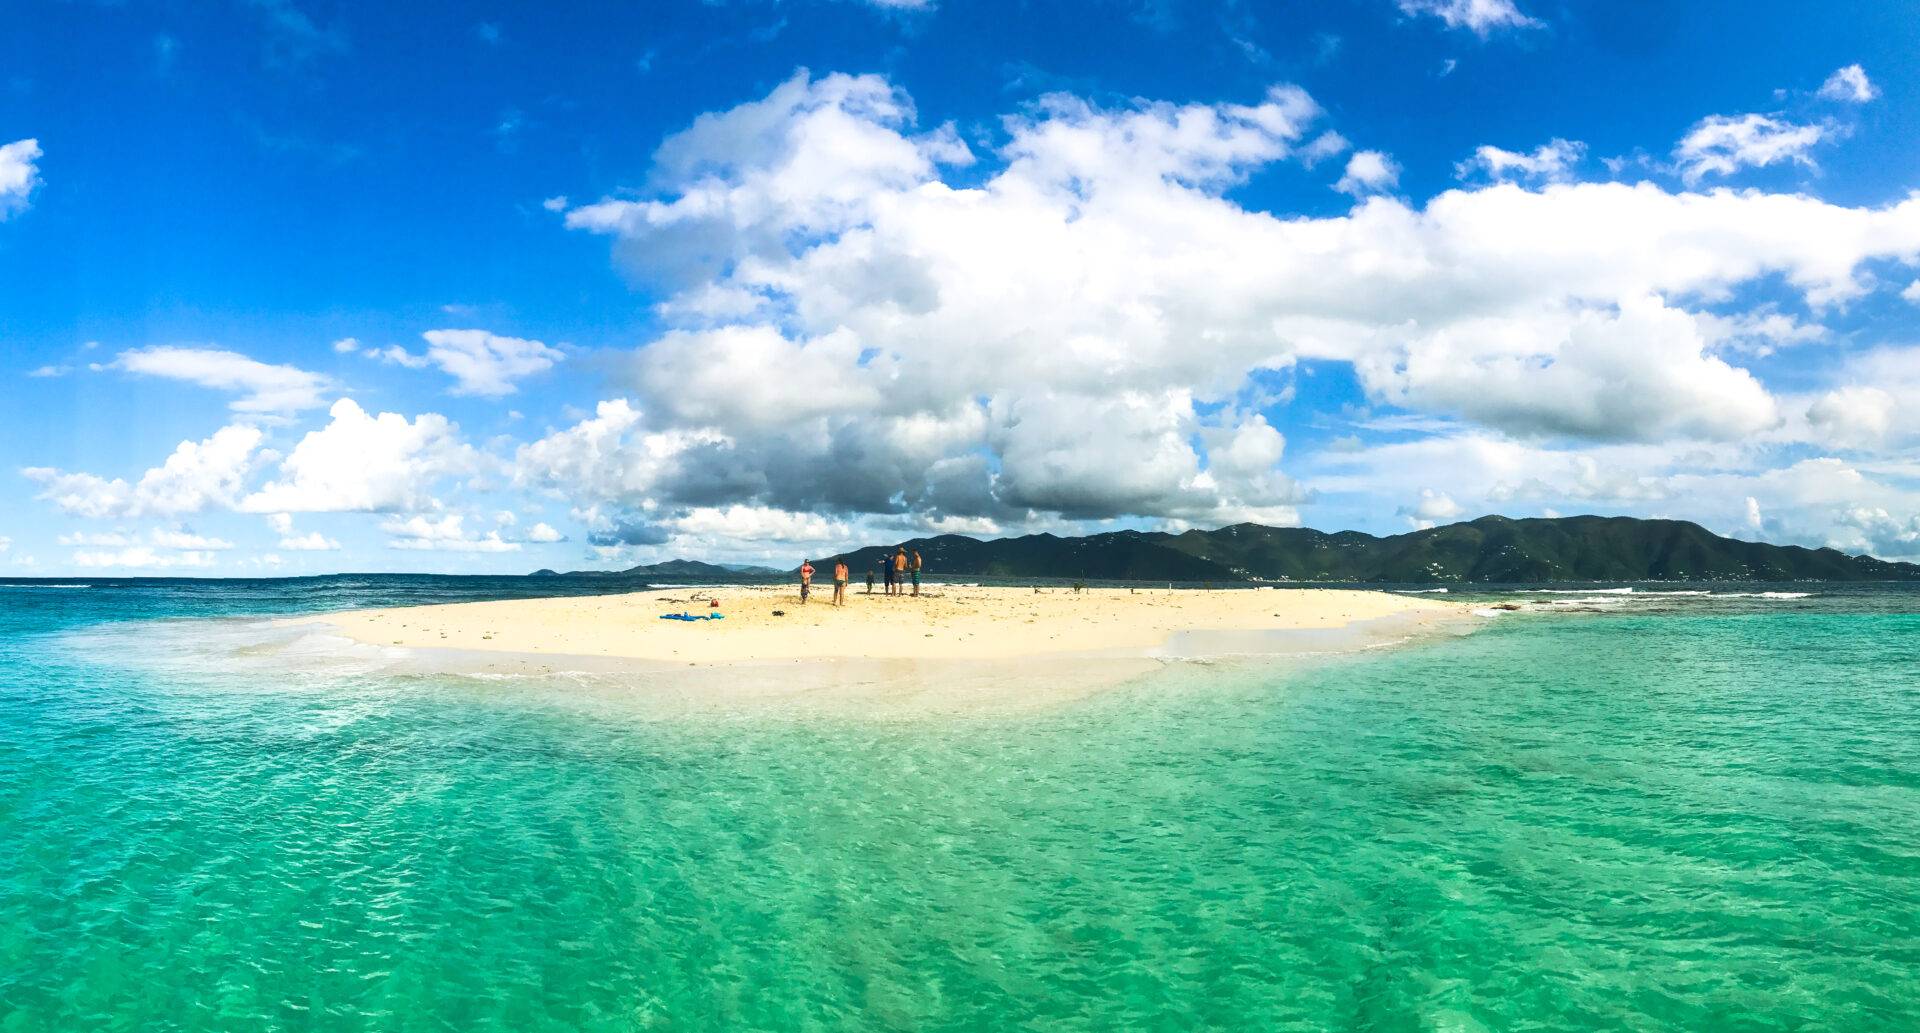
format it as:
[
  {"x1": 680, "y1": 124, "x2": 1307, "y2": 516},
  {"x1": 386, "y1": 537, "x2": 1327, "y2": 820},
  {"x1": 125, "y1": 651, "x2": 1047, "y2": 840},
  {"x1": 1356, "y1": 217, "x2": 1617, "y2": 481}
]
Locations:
[{"x1": 799, "y1": 559, "x2": 814, "y2": 605}]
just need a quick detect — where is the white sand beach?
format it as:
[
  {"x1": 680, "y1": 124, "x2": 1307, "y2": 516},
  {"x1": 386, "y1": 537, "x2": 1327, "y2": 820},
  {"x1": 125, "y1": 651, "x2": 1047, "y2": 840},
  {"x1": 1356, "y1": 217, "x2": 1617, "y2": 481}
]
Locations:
[{"x1": 304, "y1": 584, "x2": 1466, "y2": 667}]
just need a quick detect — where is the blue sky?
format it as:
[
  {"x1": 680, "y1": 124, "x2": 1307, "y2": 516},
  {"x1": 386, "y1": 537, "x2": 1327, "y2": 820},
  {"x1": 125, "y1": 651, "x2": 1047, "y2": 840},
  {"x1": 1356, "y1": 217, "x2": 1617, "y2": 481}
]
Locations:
[{"x1": 4, "y1": 0, "x2": 1920, "y2": 574}]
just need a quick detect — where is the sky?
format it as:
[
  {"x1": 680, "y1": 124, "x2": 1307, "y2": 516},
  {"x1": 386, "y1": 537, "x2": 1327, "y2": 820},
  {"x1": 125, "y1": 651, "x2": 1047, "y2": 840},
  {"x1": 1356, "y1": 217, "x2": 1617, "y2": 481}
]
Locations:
[{"x1": 4, "y1": 0, "x2": 1920, "y2": 575}]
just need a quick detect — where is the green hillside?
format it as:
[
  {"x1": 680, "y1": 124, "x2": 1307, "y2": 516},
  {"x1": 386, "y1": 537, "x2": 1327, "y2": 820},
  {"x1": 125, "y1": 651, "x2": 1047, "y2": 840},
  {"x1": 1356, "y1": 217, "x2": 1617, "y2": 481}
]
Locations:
[{"x1": 809, "y1": 516, "x2": 1920, "y2": 583}]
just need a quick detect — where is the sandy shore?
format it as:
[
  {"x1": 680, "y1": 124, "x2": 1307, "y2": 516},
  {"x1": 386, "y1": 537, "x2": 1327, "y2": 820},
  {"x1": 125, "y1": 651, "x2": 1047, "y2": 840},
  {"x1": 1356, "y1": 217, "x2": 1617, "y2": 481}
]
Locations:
[{"x1": 301, "y1": 584, "x2": 1466, "y2": 666}]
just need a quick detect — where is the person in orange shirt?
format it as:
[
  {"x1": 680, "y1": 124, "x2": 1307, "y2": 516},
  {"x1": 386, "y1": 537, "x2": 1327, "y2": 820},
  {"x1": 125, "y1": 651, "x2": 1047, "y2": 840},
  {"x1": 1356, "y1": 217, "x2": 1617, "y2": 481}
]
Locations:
[
  {"x1": 798, "y1": 558, "x2": 814, "y2": 605},
  {"x1": 832, "y1": 558, "x2": 849, "y2": 606}
]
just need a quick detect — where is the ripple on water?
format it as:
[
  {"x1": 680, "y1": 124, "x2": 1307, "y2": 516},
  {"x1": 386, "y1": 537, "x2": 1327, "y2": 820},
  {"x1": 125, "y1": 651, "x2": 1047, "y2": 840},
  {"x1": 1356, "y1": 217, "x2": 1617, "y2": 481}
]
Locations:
[{"x1": 2, "y1": 605, "x2": 1918, "y2": 1030}]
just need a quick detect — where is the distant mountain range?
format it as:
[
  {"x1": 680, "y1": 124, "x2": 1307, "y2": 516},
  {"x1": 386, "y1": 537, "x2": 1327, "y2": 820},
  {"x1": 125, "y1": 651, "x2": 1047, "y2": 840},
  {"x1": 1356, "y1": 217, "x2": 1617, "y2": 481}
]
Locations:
[
  {"x1": 810, "y1": 516, "x2": 1919, "y2": 583},
  {"x1": 533, "y1": 516, "x2": 1920, "y2": 584}
]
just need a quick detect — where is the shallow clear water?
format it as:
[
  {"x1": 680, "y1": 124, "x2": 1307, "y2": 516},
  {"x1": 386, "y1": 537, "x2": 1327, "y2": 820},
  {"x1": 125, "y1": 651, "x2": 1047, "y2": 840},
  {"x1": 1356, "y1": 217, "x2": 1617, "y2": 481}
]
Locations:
[{"x1": 3, "y1": 579, "x2": 1918, "y2": 1030}]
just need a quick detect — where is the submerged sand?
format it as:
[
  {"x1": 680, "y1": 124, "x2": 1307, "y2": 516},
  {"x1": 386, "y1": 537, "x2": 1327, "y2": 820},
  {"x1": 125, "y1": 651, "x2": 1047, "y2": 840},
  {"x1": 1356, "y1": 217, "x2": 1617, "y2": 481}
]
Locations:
[{"x1": 303, "y1": 584, "x2": 1465, "y2": 666}]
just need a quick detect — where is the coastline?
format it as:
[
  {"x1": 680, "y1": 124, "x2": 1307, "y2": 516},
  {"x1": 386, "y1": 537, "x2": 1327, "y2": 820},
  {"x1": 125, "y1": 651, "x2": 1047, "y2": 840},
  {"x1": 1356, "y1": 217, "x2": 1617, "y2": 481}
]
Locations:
[
  {"x1": 292, "y1": 584, "x2": 1468, "y2": 664},
  {"x1": 267, "y1": 585, "x2": 1474, "y2": 713}
]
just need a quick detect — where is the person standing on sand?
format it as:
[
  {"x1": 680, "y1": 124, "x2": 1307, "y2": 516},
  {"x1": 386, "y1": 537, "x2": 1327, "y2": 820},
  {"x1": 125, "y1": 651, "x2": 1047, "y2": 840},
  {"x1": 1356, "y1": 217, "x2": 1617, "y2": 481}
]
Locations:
[
  {"x1": 799, "y1": 558, "x2": 814, "y2": 605},
  {"x1": 882, "y1": 554, "x2": 896, "y2": 596},
  {"x1": 893, "y1": 547, "x2": 909, "y2": 596},
  {"x1": 911, "y1": 549, "x2": 923, "y2": 597},
  {"x1": 866, "y1": 566, "x2": 876, "y2": 595},
  {"x1": 832, "y1": 558, "x2": 848, "y2": 606}
]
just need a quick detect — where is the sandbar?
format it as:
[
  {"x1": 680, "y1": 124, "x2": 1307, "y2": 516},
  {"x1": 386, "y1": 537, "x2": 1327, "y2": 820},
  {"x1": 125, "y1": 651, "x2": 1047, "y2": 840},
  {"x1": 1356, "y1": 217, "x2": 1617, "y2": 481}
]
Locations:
[{"x1": 301, "y1": 584, "x2": 1466, "y2": 666}]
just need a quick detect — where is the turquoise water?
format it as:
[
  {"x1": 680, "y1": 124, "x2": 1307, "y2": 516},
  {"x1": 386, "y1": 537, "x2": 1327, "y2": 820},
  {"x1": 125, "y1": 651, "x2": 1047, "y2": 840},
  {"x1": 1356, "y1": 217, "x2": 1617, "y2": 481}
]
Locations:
[{"x1": 3, "y1": 580, "x2": 1919, "y2": 1030}]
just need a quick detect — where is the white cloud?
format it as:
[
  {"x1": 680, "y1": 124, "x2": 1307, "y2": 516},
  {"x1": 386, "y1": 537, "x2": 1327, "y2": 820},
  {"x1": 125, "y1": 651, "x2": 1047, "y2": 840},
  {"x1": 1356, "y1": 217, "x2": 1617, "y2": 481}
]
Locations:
[
  {"x1": 1395, "y1": 0, "x2": 1539, "y2": 35},
  {"x1": 242, "y1": 398, "x2": 477, "y2": 513},
  {"x1": 149, "y1": 529, "x2": 236, "y2": 550},
  {"x1": 1806, "y1": 386, "x2": 1894, "y2": 449},
  {"x1": 669, "y1": 505, "x2": 851, "y2": 544},
  {"x1": 419, "y1": 329, "x2": 563, "y2": 396},
  {"x1": 369, "y1": 345, "x2": 430, "y2": 369},
  {"x1": 115, "y1": 346, "x2": 333, "y2": 413},
  {"x1": 0, "y1": 138, "x2": 41, "y2": 219},
  {"x1": 1397, "y1": 488, "x2": 1464, "y2": 529},
  {"x1": 1334, "y1": 149, "x2": 1399, "y2": 196},
  {"x1": 28, "y1": 365, "x2": 70, "y2": 378},
  {"x1": 1902, "y1": 280, "x2": 1920, "y2": 305},
  {"x1": 1457, "y1": 138, "x2": 1585, "y2": 184},
  {"x1": 381, "y1": 514, "x2": 521, "y2": 552},
  {"x1": 1817, "y1": 64, "x2": 1878, "y2": 104},
  {"x1": 57, "y1": 531, "x2": 133, "y2": 547},
  {"x1": 331, "y1": 337, "x2": 360, "y2": 354},
  {"x1": 24, "y1": 425, "x2": 265, "y2": 519},
  {"x1": 1299, "y1": 131, "x2": 1350, "y2": 167},
  {"x1": 278, "y1": 531, "x2": 342, "y2": 551},
  {"x1": 0, "y1": 536, "x2": 9, "y2": 554},
  {"x1": 55, "y1": 527, "x2": 234, "y2": 568},
  {"x1": 527, "y1": 522, "x2": 565, "y2": 543},
  {"x1": 59, "y1": 528, "x2": 234, "y2": 550},
  {"x1": 541, "y1": 73, "x2": 1920, "y2": 542},
  {"x1": 71, "y1": 547, "x2": 218, "y2": 570},
  {"x1": 1673, "y1": 114, "x2": 1827, "y2": 185}
]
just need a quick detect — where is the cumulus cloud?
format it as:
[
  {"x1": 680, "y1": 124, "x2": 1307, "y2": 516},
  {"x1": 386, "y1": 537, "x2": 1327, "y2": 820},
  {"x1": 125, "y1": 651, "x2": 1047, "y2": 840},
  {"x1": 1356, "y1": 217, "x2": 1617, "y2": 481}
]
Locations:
[
  {"x1": 115, "y1": 346, "x2": 333, "y2": 414},
  {"x1": 1456, "y1": 138, "x2": 1585, "y2": 184},
  {"x1": 24, "y1": 425, "x2": 265, "y2": 519},
  {"x1": 0, "y1": 138, "x2": 42, "y2": 219},
  {"x1": 1334, "y1": 150, "x2": 1399, "y2": 195},
  {"x1": 1806, "y1": 386, "x2": 1895, "y2": 449},
  {"x1": 537, "y1": 72, "x2": 1920, "y2": 551},
  {"x1": 1817, "y1": 64, "x2": 1878, "y2": 104},
  {"x1": 279, "y1": 531, "x2": 342, "y2": 551},
  {"x1": 242, "y1": 398, "x2": 478, "y2": 513},
  {"x1": 381, "y1": 514, "x2": 520, "y2": 552},
  {"x1": 527, "y1": 522, "x2": 566, "y2": 543},
  {"x1": 1397, "y1": 488, "x2": 1464, "y2": 529},
  {"x1": 419, "y1": 329, "x2": 563, "y2": 396},
  {"x1": 1673, "y1": 114, "x2": 1827, "y2": 184},
  {"x1": 1395, "y1": 0, "x2": 1539, "y2": 35}
]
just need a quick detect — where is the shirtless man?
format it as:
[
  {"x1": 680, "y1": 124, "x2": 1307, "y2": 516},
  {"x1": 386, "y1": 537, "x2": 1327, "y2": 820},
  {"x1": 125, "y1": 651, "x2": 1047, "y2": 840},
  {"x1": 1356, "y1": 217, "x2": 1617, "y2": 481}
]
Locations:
[{"x1": 832, "y1": 558, "x2": 849, "y2": 606}]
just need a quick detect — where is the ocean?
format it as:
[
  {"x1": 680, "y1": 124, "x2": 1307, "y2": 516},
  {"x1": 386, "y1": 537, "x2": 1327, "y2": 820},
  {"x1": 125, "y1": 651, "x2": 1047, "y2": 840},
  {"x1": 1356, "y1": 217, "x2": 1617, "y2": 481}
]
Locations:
[{"x1": 2, "y1": 577, "x2": 1917, "y2": 1030}]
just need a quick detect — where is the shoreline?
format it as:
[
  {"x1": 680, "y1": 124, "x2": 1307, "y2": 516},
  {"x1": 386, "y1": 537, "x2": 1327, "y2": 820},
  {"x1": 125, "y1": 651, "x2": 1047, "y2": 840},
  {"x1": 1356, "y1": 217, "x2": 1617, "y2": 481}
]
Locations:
[
  {"x1": 266, "y1": 585, "x2": 1475, "y2": 713},
  {"x1": 290, "y1": 584, "x2": 1469, "y2": 665}
]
